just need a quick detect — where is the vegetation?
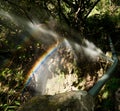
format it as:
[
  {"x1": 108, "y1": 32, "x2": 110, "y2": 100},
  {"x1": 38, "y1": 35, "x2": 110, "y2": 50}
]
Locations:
[{"x1": 0, "y1": 0, "x2": 120, "y2": 111}]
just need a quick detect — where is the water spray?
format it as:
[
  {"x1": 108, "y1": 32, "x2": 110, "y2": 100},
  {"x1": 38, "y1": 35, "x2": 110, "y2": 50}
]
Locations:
[
  {"x1": 88, "y1": 36, "x2": 118, "y2": 97},
  {"x1": 20, "y1": 36, "x2": 118, "y2": 111},
  {"x1": 1, "y1": 10, "x2": 118, "y2": 110}
]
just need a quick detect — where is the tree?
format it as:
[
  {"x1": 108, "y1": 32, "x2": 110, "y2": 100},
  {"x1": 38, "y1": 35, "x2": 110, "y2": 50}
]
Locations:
[{"x1": 1, "y1": 0, "x2": 101, "y2": 31}]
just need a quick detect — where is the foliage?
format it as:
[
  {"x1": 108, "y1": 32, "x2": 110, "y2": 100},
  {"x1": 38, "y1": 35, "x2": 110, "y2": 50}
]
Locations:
[
  {"x1": 0, "y1": 0, "x2": 120, "y2": 111},
  {"x1": 0, "y1": 67, "x2": 23, "y2": 111},
  {"x1": 0, "y1": 0, "x2": 102, "y2": 31},
  {"x1": 95, "y1": 77, "x2": 120, "y2": 111},
  {"x1": 84, "y1": 0, "x2": 120, "y2": 50}
]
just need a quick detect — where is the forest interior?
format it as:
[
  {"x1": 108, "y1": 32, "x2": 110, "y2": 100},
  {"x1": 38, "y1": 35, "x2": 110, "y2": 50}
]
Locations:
[{"x1": 0, "y1": 0, "x2": 120, "y2": 111}]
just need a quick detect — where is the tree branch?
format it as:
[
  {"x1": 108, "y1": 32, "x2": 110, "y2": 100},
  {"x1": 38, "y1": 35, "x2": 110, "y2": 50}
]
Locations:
[{"x1": 84, "y1": 0, "x2": 101, "y2": 19}]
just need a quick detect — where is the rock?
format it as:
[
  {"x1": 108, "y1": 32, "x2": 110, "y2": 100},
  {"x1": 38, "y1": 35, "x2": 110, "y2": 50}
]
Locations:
[{"x1": 18, "y1": 90, "x2": 95, "y2": 111}]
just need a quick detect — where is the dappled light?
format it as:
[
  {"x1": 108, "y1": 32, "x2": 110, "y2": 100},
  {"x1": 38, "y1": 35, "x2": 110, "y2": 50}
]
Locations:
[{"x1": 0, "y1": 0, "x2": 120, "y2": 111}]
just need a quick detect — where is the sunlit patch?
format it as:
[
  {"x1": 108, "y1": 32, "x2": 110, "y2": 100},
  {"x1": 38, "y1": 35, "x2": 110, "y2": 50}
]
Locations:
[{"x1": 22, "y1": 38, "x2": 78, "y2": 95}]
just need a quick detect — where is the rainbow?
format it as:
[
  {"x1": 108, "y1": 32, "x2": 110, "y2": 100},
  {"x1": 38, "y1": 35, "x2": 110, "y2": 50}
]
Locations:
[{"x1": 22, "y1": 39, "x2": 64, "y2": 93}]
